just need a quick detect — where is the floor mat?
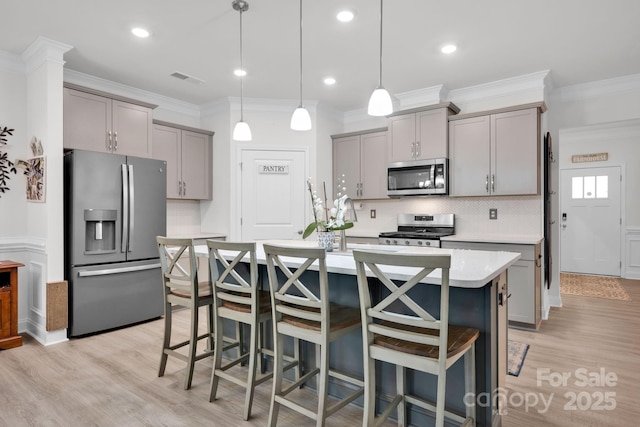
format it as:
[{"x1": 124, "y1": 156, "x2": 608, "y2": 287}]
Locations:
[
  {"x1": 560, "y1": 273, "x2": 631, "y2": 301},
  {"x1": 508, "y1": 340, "x2": 530, "y2": 377}
]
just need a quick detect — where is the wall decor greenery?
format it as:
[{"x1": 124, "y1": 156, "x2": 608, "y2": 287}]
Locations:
[{"x1": 0, "y1": 126, "x2": 17, "y2": 197}]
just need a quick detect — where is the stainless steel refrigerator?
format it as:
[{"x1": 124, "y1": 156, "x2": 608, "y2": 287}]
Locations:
[{"x1": 64, "y1": 149, "x2": 166, "y2": 337}]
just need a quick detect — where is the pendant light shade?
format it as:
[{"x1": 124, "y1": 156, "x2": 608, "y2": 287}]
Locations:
[
  {"x1": 368, "y1": 86, "x2": 393, "y2": 116},
  {"x1": 291, "y1": 106, "x2": 312, "y2": 131},
  {"x1": 290, "y1": 0, "x2": 312, "y2": 131},
  {"x1": 233, "y1": 120, "x2": 252, "y2": 141},
  {"x1": 233, "y1": 0, "x2": 252, "y2": 141},
  {"x1": 368, "y1": 0, "x2": 393, "y2": 117}
]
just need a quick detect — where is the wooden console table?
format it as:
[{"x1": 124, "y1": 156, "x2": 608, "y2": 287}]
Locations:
[{"x1": 0, "y1": 260, "x2": 24, "y2": 349}]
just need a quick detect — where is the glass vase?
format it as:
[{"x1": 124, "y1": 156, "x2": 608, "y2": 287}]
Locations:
[{"x1": 317, "y1": 231, "x2": 335, "y2": 251}]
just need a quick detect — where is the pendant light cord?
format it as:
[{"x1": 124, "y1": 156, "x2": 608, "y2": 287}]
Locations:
[
  {"x1": 239, "y1": 6, "x2": 245, "y2": 121},
  {"x1": 299, "y1": 0, "x2": 303, "y2": 106},
  {"x1": 378, "y1": 0, "x2": 384, "y2": 87}
]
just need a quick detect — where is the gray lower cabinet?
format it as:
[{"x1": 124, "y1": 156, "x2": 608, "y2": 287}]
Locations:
[{"x1": 441, "y1": 240, "x2": 542, "y2": 329}]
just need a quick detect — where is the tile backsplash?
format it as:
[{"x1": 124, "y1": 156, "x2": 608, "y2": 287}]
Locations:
[
  {"x1": 167, "y1": 196, "x2": 543, "y2": 239},
  {"x1": 166, "y1": 199, "x2": 202, "y2": 235},
  {"x1": 353, "y1": 196, "x2": 543, "y2": 236}
]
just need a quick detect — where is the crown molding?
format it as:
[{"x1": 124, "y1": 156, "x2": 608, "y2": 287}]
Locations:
[
  {"x1": 64, "y1": 69, "x2": 201, "y2": 119},
  {"x1": 394, "y1": 84, "x2": 449, "y2": 110},
  {"x1": 21, "y1": 37, "x2": 72, "y2": 75},
  {"x1": 552, "y1": 73, "x2": 640, "y2": 103},
  {"x1": 559, "y1": 118, "x2": 640, "y2": 143},
  {"x1": 448, "y1": 70, "x2": 550, "y2": 111}
]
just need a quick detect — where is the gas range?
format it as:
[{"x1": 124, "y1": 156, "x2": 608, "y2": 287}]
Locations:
[{"x1": 378, "y1": 213, "x2": 454, "y2": 247}]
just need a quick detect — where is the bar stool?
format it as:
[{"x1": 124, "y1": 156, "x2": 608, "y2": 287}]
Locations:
[
  {"x1": 207, "y1": 240, "x2": 298, "y2": 420},
  {"x1": 352, "y1": 250, "x2": 478, "y2": 427},
  {"x1": 156, "y1": 237, "x2": 239, "y2": 390},
  {"x1": 263, "y1": 244, "x2": 364, "y2": 427}
]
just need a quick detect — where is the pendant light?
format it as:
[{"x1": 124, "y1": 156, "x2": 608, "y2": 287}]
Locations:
[
  {"x1": 290, "y1": 0, "x2": 312, "y2": 131},
  {"x1": 232, "y1": 0, "x2": 252, "y2": 141},
  {"x1": 367, "y1": 0, "x2": 393, "y2": 116}
]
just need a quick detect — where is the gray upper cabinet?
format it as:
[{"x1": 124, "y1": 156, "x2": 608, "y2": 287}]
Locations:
[
  {"x1": 387, "y1": 104, "x2": 459, "y2": 163},
  {"x1": 449, "y1": 106, "x2": 541, "y2": 197},
  {"x1": 63, "y1": 86, "x2": 153, "y2": 158},
  {"x1": 152, "y1": 122, "x2": 213, "y2": 200},
  {"x1": 333, "y1": 129, "x2": 388, "y2": 200}
]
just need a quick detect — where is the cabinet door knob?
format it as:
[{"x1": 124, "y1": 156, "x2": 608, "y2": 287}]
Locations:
[
  {"x1": 491, "y1": 174, "x2": 495, "y2": 192},
  {"x1": 485, "y1": 175, "x2": 489, "y2": 193},
  {"x1": 114, "y1": 131, "x2": 118, "y2": 150},
  {"x1": 108, "y1": 131, "x2": 112, "y2": 151}
]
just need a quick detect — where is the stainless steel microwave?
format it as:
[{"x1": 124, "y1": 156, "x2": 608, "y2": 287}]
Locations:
[{"x1": 387, "y1": 158, "x2": 448, "y2": 197}]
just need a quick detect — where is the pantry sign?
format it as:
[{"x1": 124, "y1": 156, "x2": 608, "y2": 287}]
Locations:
[{"x1": 258, "y1": 163, "x2": 289, "y2": 174}]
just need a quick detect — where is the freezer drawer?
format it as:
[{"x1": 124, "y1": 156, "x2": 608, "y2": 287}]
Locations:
[{"x1": 69, "y1": 260, "x2": 163, "y2": 337}]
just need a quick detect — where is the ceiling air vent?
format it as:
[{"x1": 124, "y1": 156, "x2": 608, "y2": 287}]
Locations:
[{"x1": 170, "y1": 71, "x2": 205, "y2": 84}]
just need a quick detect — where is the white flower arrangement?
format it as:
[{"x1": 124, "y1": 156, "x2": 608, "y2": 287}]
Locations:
[{"x1": 303, "y1": 177, "x2": 354, "y2": 239}]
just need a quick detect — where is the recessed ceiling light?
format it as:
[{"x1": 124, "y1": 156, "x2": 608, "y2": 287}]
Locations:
[
  {"x1": 441, "y1": 44, "x2": 457, "y2": 54},
  {"x1": 336, "y1": 10, "x2": 355, "y2": 22},
  {"x1": 131, "y1": 27, "x2": 150, "y2": 38},
  {"x1": 323, "y1": 77, "x2": 336, "y2": 85},
  {"x1": 234, "y1": 69, "x2": 247, "y2": 77}
]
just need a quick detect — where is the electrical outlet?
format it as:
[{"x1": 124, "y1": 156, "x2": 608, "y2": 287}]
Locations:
[
  {"x1": 370, "y1": 209, "x2": 376, "y2": 219},
  {"x1": 489, "y1": 208, "x2": 498, "y2": 220}
]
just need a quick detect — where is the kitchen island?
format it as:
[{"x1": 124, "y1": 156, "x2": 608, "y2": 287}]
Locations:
[{"x1": 194, "y1": 241, "x2": 520, "y2": 426}]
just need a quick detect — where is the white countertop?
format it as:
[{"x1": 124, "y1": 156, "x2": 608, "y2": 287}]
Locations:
[
  {"x1": 194, "y1": 240, "x2": 520, "y2": 289},
  {"x1": 168, "y1": 232, "x2": 226, "y2": 240},
  {"x1": 441, "y1": 234, "x2": 543, "y2": 245}
]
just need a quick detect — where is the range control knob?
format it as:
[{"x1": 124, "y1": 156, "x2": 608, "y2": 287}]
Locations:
[
  {"x1": 385, "y1": 239, "x2": 391, "y2": 244},
  {"x1": 404, "y1": 240, "x2": 410, "y2": 245},
  {"x1": 425, "y1": 241, "x2": 431, "y2": 246},
  {"x1": 417, "y1": 241, "x2": 423, "y2": 246},
  {"x1": 392, "y1": 240, "x2": 398, "y2": 245}
]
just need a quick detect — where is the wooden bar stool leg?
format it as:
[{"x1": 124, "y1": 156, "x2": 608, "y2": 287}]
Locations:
[
  {"x1": 184, "y1": 304, "x2": 200, "y2": 390},
  {"x1": 435, "y1": 366, "x2": 447, "y2": 427},
  {"x1": 158, "y1": 302, "x2": 171, "y2": 377},
  {"x1": 208, "y1": 312, "x2": 225, "y2": 402},
  {"x1": 396, "y1": 365, "x2": 406, "y2": 427},
  {"x1": 465, "y1": 343, "x2": 476, "y2": 423},
  {"x1": 243, "y1": 320, "x2": 259, "y2": 420},
  {"x1": 315, "y1": 342, "x2": 330, "y2": 427},
  {"x1": 267, "y1": 330, "x2": 284, "y2": 427},
  {"x1": 363, "y1": 355, "x2": 376, "y2": 426},
  {"x1": 207, "y1": 304, "x2": 214, "y2": 352}
]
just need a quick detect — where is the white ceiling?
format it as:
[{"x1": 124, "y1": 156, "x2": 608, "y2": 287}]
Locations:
[{"x1": 3, "y1": 0, "x2": 640, "y2": 112}]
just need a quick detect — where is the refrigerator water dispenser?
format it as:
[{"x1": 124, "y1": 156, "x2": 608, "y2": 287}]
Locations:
[{"x1": 84, "y1": 209, "x2": 117, "y2": 254}]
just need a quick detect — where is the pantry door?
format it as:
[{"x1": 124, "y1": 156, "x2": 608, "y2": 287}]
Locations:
[
  {"x1": 240, "y1": 148, "x2": 308, "y2": 241},
  {"x1": 560, "y1": 166, "x2": 621, "y2": 276}
]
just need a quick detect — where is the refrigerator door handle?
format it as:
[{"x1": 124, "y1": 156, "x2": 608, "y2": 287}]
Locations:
[
  {"x1": 77, "y1": 263, "x2": 161, "y2": 277},
  {"x1": 128, "y1": 164, "x2": 135, "y2": 253},
  {"x1": 121, "y1": 164, "x2": 129, "y2": 253}
]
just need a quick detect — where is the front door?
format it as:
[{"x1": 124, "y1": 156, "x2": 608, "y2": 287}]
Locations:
[
  {"x1": 240, "y1": 149, "x2": 307, "y2": 241},
  {"x1": 560, "y1": 166, "x2": 621, "y2": 276}
]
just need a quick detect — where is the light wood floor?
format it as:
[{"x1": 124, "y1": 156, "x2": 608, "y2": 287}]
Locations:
[
  {"x1": 1, "y1": 278, "x2": 638, "y2": 427},
  {"x1": 503, "y1": 277, "x2": 640, "y2": 427}
]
